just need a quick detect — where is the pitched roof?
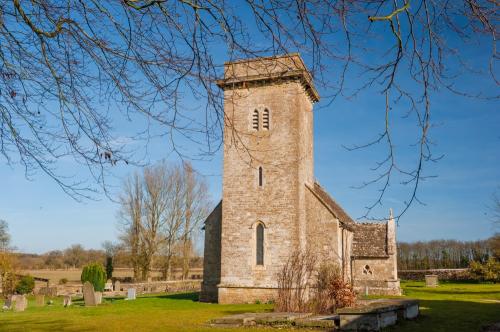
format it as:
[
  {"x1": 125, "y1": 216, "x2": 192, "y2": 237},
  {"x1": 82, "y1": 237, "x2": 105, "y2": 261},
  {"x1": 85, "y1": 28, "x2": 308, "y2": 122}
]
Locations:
[
  {"x1": 352, "y1": 223, "x2": 388, "y2": 258},
  {"x1": 306, "y1": 182, "x2": 356, "y2": 231}
]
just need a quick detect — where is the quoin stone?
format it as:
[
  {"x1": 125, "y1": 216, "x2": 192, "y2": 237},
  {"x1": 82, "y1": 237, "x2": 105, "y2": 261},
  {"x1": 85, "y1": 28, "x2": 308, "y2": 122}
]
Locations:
[{"x1": 201, "y1": 54, "x2": 401, "y2": 304}]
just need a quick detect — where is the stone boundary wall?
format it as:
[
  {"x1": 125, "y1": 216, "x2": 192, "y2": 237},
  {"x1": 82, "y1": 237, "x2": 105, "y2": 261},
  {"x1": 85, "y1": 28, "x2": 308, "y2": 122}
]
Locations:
[
  {"x1": 398, "y1": 269, "x2": 471, "y2": 281},
  {"x1": 36, "y1": 280, "x2": 201, "y2": 297}
]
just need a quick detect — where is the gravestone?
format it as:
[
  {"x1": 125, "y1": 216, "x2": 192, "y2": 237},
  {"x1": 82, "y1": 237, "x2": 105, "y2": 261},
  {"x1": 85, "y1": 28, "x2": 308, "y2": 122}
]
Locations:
[
  {"x1": 114, "y1": 280, "x2": 121, "y2": 291},
  {"x1": 83, "y1": 281, "x2": 97, "y2": 306},
  {"x1": 425, "y1": 275, "x2": 438, "y2": 287},
  {"x1": 63, "y1": 295, "x2": 72, "y2": 307},
  {"x1": 13, "y1": 295, "x2": 28, "y2": 312},
  {"x1": 104, "y1": 280, "x2": 113, "y2": 292},
  {"x1": 94, "y1": 291, "x2": 103, "y2": 304},
  {"x1": 3, "y1": 297, "x2": 12, "y2": 310},
  {"x1": 35, "y1": 294, "x2": 45, "y2": 306},
  {"x1": 126, "y1": 288, "x2": 136, "y2": 300}
]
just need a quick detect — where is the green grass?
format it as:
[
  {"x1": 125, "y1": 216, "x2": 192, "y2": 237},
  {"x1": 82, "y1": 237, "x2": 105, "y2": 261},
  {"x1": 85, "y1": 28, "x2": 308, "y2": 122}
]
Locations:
[
  {"x1": 382, "y1": 281, "x2": 500, "y2": 332},
  {"x1": 1, "y1": 282, "x2": 499, "y2": 331}
]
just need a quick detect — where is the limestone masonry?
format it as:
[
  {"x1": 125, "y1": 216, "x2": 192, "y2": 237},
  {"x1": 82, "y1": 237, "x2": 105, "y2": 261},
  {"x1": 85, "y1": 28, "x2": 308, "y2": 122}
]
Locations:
[{"x1": 201, "y1": 54, "x2": 401, "y2": 304}]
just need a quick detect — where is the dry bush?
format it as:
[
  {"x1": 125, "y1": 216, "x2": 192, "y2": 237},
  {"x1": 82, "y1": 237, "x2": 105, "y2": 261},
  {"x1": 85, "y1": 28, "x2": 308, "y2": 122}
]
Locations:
[
  {"x1": 311, "y1": 263, "x2": 356, "y2": 313},
  {"x1": 275, "y1": 250, "x2": 316, "y2": 312}
]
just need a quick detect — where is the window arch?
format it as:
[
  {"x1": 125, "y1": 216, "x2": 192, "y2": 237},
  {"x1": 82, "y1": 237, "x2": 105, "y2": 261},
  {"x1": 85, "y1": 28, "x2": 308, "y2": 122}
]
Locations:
[
  {"x1": 256, "y1": 224, "x2": 264, "y2": 265},
  {"x1": 258, "y1": 167, "x2": 263, "y2": 187},
  {"x1": 252, "y1": 109, "x2": 259, "y2": 130},
  {"x1": 262, "y1": 109, "x2": 270, "y2": 130}
]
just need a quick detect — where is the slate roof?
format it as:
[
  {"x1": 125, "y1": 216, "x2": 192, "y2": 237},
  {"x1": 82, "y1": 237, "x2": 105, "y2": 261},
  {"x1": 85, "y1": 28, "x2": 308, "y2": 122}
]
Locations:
[
  {"x1": 352, "y1": 222, "x2": 389, "y2": 258},
  {"x1": 307, "y1": 182, "x2": 356, "y2": 231}
]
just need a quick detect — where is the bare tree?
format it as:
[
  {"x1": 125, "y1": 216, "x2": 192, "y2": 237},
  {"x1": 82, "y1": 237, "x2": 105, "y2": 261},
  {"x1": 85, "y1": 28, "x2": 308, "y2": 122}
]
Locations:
[
  {"x1": 180, "y1": 161, "x2": 210, "y2": 279},
  {"x1": 119, "y1": 173, "x2": 143, "y2": 279},
  {"x1": 0, "y1": 220, "x2": 10, "y2": 252},
  {"x1": 1, "y1": 1, "x2": 497, "y2": 219}
]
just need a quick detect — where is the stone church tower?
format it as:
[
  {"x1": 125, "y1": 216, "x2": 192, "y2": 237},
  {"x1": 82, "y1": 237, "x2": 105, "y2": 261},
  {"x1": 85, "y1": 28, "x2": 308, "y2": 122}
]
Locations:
[{"x1": 201, "y1": 54, "x2": 400, "y2": 304}]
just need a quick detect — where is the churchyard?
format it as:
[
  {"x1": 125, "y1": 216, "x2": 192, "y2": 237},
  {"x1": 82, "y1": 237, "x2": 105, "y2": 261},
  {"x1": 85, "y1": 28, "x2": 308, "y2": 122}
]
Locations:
[{"x1": 1, "y1": 281, "x2": 498, "y2": 331}]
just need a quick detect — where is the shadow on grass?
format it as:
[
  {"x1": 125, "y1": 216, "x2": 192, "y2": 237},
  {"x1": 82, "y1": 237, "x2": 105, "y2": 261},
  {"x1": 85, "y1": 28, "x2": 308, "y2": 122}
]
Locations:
[
  {"x1": 0, "y1": 318, "x2": 94, "y2": 332},
  {"x1": 383, "y1": 299, "x2": 500, "y2": 332},
  {"x1": 150, "y1": 292, "x2": 200, "y2": 302}
]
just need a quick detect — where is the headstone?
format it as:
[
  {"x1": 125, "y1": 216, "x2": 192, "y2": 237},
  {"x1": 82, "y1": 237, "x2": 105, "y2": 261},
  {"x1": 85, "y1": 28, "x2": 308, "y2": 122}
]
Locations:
[
  {"x1": 94, "y1": 291, "x2": 103, "y2": 304},
  {"x1": 83, "y1": 281, "x2": 97, "y2": 306},
  {"x1": 114, "y1": 280, "x2": 121, "y2": 291},
  {"x1": 35, "y1": 294, "x2": 45, "y2": 306},
  {"x1": 13, "y1": 295, "x2": 28, "y2": 312},
  {"x1": 104, "y1": 280, "x2": 113, "y2": 292},
  {"x1": 63, "y1": 295, "x2": 72, "y2": 307},
  {"x1": 3, "y1": 297, "x2": 12, "y2": 310},
  {"x1": 126, "y1": 288, "x2": 136, "y2": 300},
  {"x1": 425, "y1": 275, "x2": 438, "y2": 287}
]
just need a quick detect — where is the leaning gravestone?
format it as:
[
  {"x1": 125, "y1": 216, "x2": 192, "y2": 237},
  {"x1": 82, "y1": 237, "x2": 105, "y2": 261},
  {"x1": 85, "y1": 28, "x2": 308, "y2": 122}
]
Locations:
[
  {"x1": 83, "y1": 281, "x2": 97, "y2": 306},
  {"x1": 114, "y1": 280, "x2": 121, "y2": 292},
  {"x1": 63, "y1": 295, "x2": 72, "y2": 307},
  {"x1": 425, "y1": 274, "x2": 439, "y2": 287},
  {"x1": 13, "y1": 295, "x2": 28, "y2": 312},
  {"x1": 126, "y1": 288, "x2": 136, "y2": 300},
  {"x1": 35, "y1": 294, "x2": 45, "y2": 306}
]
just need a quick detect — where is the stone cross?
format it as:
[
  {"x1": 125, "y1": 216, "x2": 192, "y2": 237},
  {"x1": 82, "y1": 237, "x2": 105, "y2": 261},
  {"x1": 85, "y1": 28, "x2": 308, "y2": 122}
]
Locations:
[
  {"x1": 63, "y1": 295, "x2": 72, "y2": 307},
  {"x1": 126, "y1": 288, "x2": 136, "y2": 300},
  {"x1": 83, "y1": 281, "x2": 97, "y2": 306}
]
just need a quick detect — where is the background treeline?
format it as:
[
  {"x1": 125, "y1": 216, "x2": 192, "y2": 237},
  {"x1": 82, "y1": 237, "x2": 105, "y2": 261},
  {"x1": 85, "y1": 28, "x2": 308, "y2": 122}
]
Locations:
[
  {"x1": 13, "y1": 244, "x2": 203, "y2": 271},
  {"x1": 398, "y1": 235, "x2": 499, "y2": 270}
]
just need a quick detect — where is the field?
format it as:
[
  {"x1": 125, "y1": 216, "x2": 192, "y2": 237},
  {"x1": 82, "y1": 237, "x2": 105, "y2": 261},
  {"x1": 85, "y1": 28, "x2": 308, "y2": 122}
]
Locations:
[{"x1": 1, "y1": 281, "x2": 499, "y2": 331}]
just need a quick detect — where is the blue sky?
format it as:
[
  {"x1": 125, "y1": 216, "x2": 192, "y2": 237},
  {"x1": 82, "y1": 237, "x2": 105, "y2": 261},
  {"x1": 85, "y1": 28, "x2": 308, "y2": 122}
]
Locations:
[
  {"x1": 2, "y1": 81, "x2": 498, "y2": 253},
  {"x1": 1, "y1": 6, "x2": 499, "y2": 254}
]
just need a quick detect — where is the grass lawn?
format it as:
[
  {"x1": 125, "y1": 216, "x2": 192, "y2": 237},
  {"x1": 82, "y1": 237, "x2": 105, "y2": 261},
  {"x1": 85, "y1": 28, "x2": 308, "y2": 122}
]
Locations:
[
  {"x1": 1, "y1": 282, "x2": 498, "y2": 331},
  {"x1": 382, "y1": 281, "x2": 500, "y2": 332}
]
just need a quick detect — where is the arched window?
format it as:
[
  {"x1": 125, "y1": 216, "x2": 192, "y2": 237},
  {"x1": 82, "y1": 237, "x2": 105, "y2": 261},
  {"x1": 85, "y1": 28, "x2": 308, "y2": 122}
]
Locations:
[
  {"x1": 252, "y1": 109, "x2": 259, "y2": 130},
  {"x1": 256, "y1": 224, "x2": 264, "y2": 265},
  {"x1": 258, "y1": 167, "x2": 263, "y2": 187},
  {"x1": 262, "y1": 109, "x2": 270, "y2": 130}
]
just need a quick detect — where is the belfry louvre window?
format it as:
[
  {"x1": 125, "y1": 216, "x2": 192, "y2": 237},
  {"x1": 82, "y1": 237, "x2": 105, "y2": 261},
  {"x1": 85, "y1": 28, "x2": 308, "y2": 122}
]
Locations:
[
  {"x1": 252, "y1": 110, "x2": 259, "y2": 130},
  {"x1": 256, "y1": 224, "x2": 264, "y2": 265},
  {"x1": 262, "y1": 109, "x2": 270, "y2": 130}
]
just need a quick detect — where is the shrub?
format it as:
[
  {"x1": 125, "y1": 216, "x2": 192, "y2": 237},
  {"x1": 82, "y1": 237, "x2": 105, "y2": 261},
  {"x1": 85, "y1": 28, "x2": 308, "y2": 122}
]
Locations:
[
  {"x1": 469, "y1": 258, "x2": 499, "y2": 283},
  {"x1": 59, "y1": 278, "x2": 68, "y2": 285},
  {"x1": 15, "y1": 275, "x2": 35, "y2": 295},
  {"x1": 275, "y1": 250, "x2": 316, "y2": 312},
  {"x1": 311, "y1": 263, "x2": 356, "y2": 313},
  {"x1": 81, "y1": 263, "x2": 106, "y2": 292}
]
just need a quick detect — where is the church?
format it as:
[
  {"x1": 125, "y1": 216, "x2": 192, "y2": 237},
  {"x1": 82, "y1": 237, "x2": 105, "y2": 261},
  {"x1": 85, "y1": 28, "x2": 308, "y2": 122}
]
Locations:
[{"x1": 201, "y1": 54, "x2": 401, "y2": 304}]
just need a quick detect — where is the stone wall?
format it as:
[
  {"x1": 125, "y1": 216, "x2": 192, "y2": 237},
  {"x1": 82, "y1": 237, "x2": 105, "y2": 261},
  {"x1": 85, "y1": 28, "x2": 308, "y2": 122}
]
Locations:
[
  {"x1": 398, "y1": 269, "x2": 471, "y2": 281},
  {"x1": 218, "y1": 286, "x2": 277, "y2": 304},
  {"x1": 305, "y1": 187, "x2": 342, "y2": 267},
  {"x1": 200, "y1": 202, "x2": 222, "y2": 302}
]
